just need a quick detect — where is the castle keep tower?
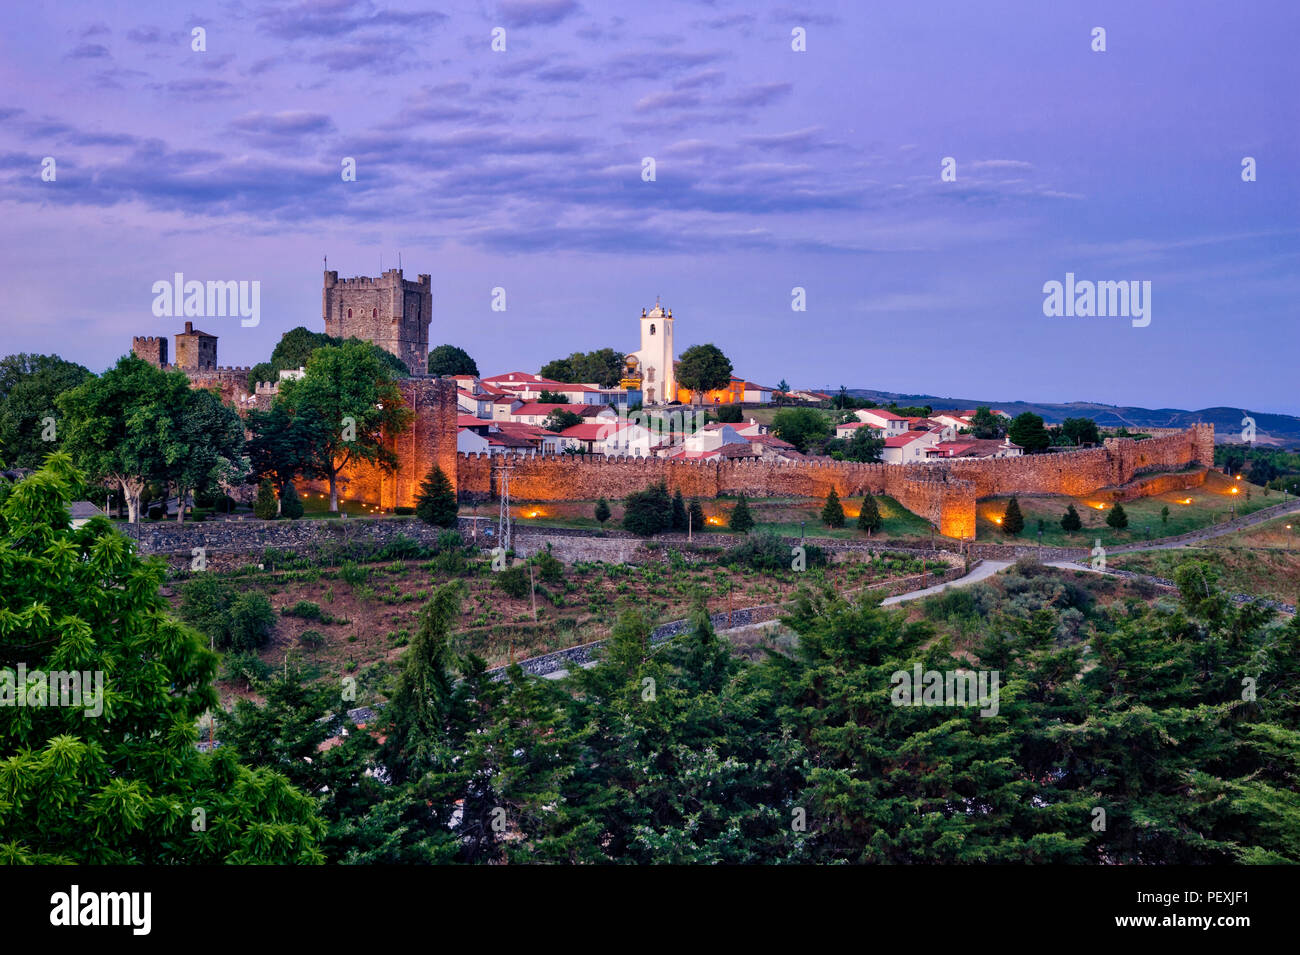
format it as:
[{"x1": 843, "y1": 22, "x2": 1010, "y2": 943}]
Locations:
[
  {"x1": 323, "y1": 269, "x2": 433, "y2": 375},
  {"x1": 174, "y1": 321, "x2": 217, "y2": 370},
  {"x1": 626, "y1": 300, "x2": 676, "y2": 404}
]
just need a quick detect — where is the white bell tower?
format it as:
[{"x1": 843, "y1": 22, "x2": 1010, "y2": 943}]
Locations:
[{"x1": 629, "y1": 298, "x2": 676, "y2": 405}]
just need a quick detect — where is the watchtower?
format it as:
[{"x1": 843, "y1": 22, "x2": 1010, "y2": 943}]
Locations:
[{"x1": 322, "y1": 269, "x2": 433, "y2": 375}]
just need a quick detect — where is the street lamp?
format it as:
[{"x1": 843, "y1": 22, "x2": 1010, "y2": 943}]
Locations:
[{"x1": 800, "y1": 521, "x2": 805, "y2": 541}]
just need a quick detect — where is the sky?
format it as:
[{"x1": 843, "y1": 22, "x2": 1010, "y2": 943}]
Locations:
[{"x1": 1, "y1": 0, "x2": 1297, "y2": 414}]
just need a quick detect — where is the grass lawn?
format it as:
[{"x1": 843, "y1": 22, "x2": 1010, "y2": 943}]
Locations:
[
  {"x1": 976, "y1": 470, "x2": 1282, "y2": 548},
  {"x1": 1110, "y1": 545, "x2": 1300, "y2": 606},
  {"x1": 299, "y1": 494, "x2": 401, "y2": 519}
]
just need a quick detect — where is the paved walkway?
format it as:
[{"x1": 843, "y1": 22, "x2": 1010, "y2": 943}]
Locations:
[
  {"x1": 881, "y1": 560, "x2": 1012, "y2": 606},
  {"x1": 1109, "y1": 499, "x2": 1300, "y2": 554}
]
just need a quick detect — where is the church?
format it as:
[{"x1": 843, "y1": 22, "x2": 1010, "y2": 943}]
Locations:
[{"x1": 622, "y1": 300, "x2": 677, "y2": 405}]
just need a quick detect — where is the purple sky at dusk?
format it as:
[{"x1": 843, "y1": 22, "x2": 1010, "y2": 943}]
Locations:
[{"x1": 1, "y1": 0, "x2": 1297, "y2": 413}]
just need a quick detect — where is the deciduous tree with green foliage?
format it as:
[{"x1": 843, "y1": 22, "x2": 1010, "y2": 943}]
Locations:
[
  {"x1": 675, "y1": 344, "x2": 733, "y2": 404},
  {"x1": 1008, "y1": 412, "x2": 1051, "y2": 452},
  {"x1": 246, "y1": 402, "x2": 329, "y2": 509},
  {"x1": 540, "y1": 349, "x2": 626, "y2": 388},
  {"x1": 969, "y1": 406, "x2": 1004, "y2": 439},
  {"x1": 0, "y1": 353, "x2": 93, "y2": 470},
  {"x1": 0, "y1": 456, "x2": 323, "y2": 863},
  {"x1": 167, "y1": 386, "x2": 246, "y2": 523},
  {"x1": 427, "y1": 344, "x2": 479, "y2": 378},
  {"x1": 544, "y1": 409, "x2": 583, "y2": 433},
  {"x1": 771, "y1": 407, "x2": 831, "y2": 453},
  {"x1": 276, "y1": 341, "x2": 413, "y2": 512}
]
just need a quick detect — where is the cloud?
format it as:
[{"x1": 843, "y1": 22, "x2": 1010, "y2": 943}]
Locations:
[
  {"x1": 497, "y1": 0, "x2": 580, "y2": 27},
  {"x1": 634, "y1": 90, "x2": 702, "y2": 112},
  {"x1": 126, "y1": 26, "x2": 162, "y2": 44},
  {"x1": 68, "y1": 43, "x2": 111, "y2": 59},
  {"x1": 673, "y1": 68, "x2": 724, "y2": 90},
  {"x1": 259, "y1": 0, "x2": 446, "y2": 40},
  {"x1": 724, "y1": 82, "x2": 792, "y2": 108}
]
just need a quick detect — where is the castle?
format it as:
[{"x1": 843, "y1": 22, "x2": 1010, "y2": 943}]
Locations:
[
  {"x1": 128, "y1": 270, "x2": 1217, "y2": 534},
  {"x1": 323, "y1": 269, "x2": 432, "y2": 376}
]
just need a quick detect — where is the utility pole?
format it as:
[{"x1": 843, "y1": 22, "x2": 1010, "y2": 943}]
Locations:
[
  {"x1": 529, "y1": 562, "x2": 537, "y2": 622},
  {"x1": 688, "y1": 507, "x2": 692, "y2": 541},
  {"x1": 493, "y1": 460, "x2": 514, "y2": 554}
]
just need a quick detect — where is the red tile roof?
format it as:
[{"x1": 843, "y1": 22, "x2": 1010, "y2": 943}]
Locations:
[{"x1": 884, "y1": 430, "x2": 934, "y2": 447}]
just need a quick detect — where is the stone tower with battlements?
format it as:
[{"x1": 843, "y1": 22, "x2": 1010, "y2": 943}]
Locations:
[{"x1": 323, "y1": 269, "x2": 432, "y2": 375}]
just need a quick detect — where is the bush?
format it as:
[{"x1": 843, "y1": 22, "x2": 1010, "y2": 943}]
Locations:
[
  {"x1": 223, "y1": 651, "x2": 272, "y2": 690},
  {"x1": 533, "y1": 549, "x2": 563, "y2": 582},
  {"x1": 689, "y1": 499, "x2": 706, "y2": 533},
  {"x1": 1106, "y1": 502, "x2": 1129, "y2": 529},
  {"x1": 496, "y1": 564, "x2": 531, "y2": 598},
  {"x1": 671, "y1": 490, "x2": 687, "y2": 532},
  {"x1": 298, "y1": 629, "x2": 326, "y2": 650},
  {"x1": 178, "y1": 575, "x2": 275, "y2": 651},
  {"x1": 624, "y1": 482, "x2": 673, "y2": 536},
  {"x1": 717, "y1": 404, "x2": 744, "y2": 423},
  {"x1": 1061, "y1": 504, "x2": 1082, "y2": 532},
  {"x1": 723, "y1": 530, "x2": 826, "y2": 572},
  {"x1": 147, "y1": 504, "x2": 166, "y2": 520},
  {"x1": 280, "y1": 482, "x2": 304, "y2": 520},
  {"x1": 254, "y1": 478, "x2": 278, "y2": 520},
  {"x1": 226, "y1": 592, "x2": 276, "y2": 652},
  {"x1": 282, "y1": 600, "x2": 323, "y2": 621},
  {"x1": 394, "y1": 506, "x2": 415, "y2": 515}
]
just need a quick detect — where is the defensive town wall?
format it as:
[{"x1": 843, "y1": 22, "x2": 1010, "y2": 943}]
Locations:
[{"x1": 451, "y1": 424, "x2": 1212, "y2": 541}]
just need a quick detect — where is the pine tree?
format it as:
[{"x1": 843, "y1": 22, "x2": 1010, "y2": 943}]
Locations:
[
  {"x1": 857, "y1": 494, "x2": 882, "y2": 533},
  {"x1": 822, "y1": 488, "x2": 845, "y2": 528},
  {"x1": 255, "y1": 478, "x2": 278, "y2": 520},
  {"x1": 415, "y1": 464, "x2": 459, "y2": 528},
  {"x1": 280, "y1": 481, "x2": 304, "y2": 519},
  {"x1": 1161, "y1": 505, "x2": 1170, "y2": 525},
  {"x1": 1061, "y1": 503, "x2": 1082, "y2": 532},
  {"x1": 671, "y1": 489, "x2": 687, "y2": 532},
  {"x1": 1106, "y1": 502, "x2": 1129, "y2": 529},
  {"x1": 729, "y1": 494, "x2": 754, "y2": 534},
  {"x1": 689, "y1": 499, "x2": 706, "y2": 533},
  {"x1": 1002, "y1": 496, "x2": 1024, "y2": 535},
  {"x1": 594, "y1": 497, "x2": 611, "y2": 525}
]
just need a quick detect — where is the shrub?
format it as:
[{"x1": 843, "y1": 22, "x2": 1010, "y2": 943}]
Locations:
[
  {"x1": 496, "y1": 564, "x2": 531, "y2": 598},
  {"x1": 716, "y1": 403, "x2": 744, "y2": 423},
  {"x1": 282, "y1": 600, "x2": 323, "y2": 621},
  {"x1": 226, "y1": 592, "x2": 276, "y2": 652},
  {"x1": 339, "y1": 561, "x2": 370, "y2": 587},
  {"x1": 533, "y1": 549, "x2": 563, "y2": 582},
  {"x1": 254, "y1": 478, "x2": 278, "y2": 520},
  {"x1": 280, "y1": 482, "x2": 304, "y2": 520},
  {"x1": 147, "y1": 504, "x2": 166, "y2": 520},
  {"x1": 594, "y1": 497, "x2": 611, "y2": 525},
  {"x1": 1002, "y1": 497, "x2": 1024, "y2": 535},
  {"x1": 178, "y1": 575, "x2": 275, "y2": 651},
  {"x1": 723, "y1": 530, "x2": 826, "y2": 572},
  {"x1": 857, "y1": 494, "x2": 882, "y2": 533},
  {"x1": 1106, "y1": 502, "x2": 1129, "y2": 529},
  {"x1": 624, "y1": 482, "x2": 673, "y2": 536},
  {"x1": 394, "y1": 506, "x2": 415, "y2": 515},
  {"x1": 298, "y1": 629, "x2": 326, "y2": 651}
]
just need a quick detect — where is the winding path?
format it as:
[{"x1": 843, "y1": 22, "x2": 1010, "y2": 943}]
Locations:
[{"x1": 881, "y1": 560, "x2": 1011, "y2": 605}]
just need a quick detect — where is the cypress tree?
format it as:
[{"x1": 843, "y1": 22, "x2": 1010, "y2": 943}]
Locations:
[
  {"x1": 671, "y1": 489, "x2": 687, "y2": 532},
  {"x1": 689, "y1": 498, "x2": 706, "y2": 533},
  {"x1": 1002, "y1": 496, "x2": 1024, "y2": 535},
  {"x1": 1061, "y1": 504, "x2": 1082, "y2": 532},
  {"x1": 1106, "y1": 502, "x2": 1129, "y2": 529},
  {"x1": 415, "y1": 464, "x2": 459, "y2": 528},
  {"x1": 729, "y1": 494, "x2": 755, "y2": 534},
  {"x1": 857, "y1": 493, "x2": 882, "y2": 533},
  {"x1": 280, "y1": 481, "x2": 304, "y2": 520},
  {"x1": 254, "y1": 478, "x2": 278, "y2": 520},
  {"x1": 822, "y1": 488, "x2": 845, "y2": 528},
  {"x1": 594, "y1": 497, "x2": 611, "y2": 525}
]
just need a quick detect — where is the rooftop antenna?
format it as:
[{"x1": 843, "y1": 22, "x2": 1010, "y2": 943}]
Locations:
[
  {"x1": 324, "y1": 254, "x2": 327, "y2": 271},
  {"x1": 398, "y1": 251, "x2": 402, "y2": 271}
]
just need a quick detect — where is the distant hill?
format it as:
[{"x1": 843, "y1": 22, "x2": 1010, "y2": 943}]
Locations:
[{"x1": 832, "y1": 389, "x2": 1300, "y2": 448}]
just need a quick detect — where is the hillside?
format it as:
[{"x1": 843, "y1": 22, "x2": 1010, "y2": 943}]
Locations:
[{"x1": 833, "y1": 389, "x2": 1300, "y2": 447}]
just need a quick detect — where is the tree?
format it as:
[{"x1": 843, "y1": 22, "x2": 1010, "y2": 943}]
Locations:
[
  {"x1": 729, "y1": 493, "x2": 754, "y2": 534},
  {"x1": 1248, "y1": 457, "x2": 1279, "y2": 486},
  {"x1": 771, "y1": 407, "x2": 832, "y2": 453},
  {"x1": 1002, "y1": 496, "x2": 1024, "y2": 534},
  {"x1": 0, "y1": 456, "x2": 323, "y2": 863},
  {"x1": 277, "y1": 341, "x2": 413, "y2": 512},
  {"x1": 688, "y1": 498, "x2": 705, "y2": 533},
  {"x1": 538, "y1": 391, "x2": 570, "y2": 404},
  {"x1": 775, "y1": 379, "x2": 790, "y2": 407},
  {"x1": 544, "y1": 409, "x2": 583, "y2": 433},
  {"x1": 428, "y1": 344, "x2": 479, "y2": 377},
  {"x1": 676, "y1": 344, "x2": 733, "y2": 403},
  {"x1": 262, "y1": 326, "x2": 410, "y2": 381},
  {"x1": 1061, "y1": 504, "x2": 1083, "y2": 532},
  {"x1": 0, "y1": 353, "x2": 93, "y2": 469},
  {"x1": 540, "y1": 349, "x2": 626, "y2": 388},
  {"x1": 280, "y1": 480, "x2": 305, "y2": 519},
  {"x1": 1106, "y1": 502, "x2": 1129, "y2": 529},
  {"x1": 671, "y1": 489, "x2": 687, "y2": 532},
  {"x1": 1008, "y1": 413, "x2": 1051, "y2": 452},
  {"x1": 415, "y1": 464, "x2": 458, "y2": 528},
  {"x1": 57, "y1": 355, "x2": 192, "y2": 523},
  {"x1": 844, "y1": 425, "x2": 885, "y2": 463},
  {"x1": 594, "y1": 497, "x2": 611, "y2": 525},
  {"x1": 246, "y1": 402, "x2": 328, "y2": 510},
  {"x1": 167, "y1": 386, "x2": 246, "y2": 523},
  {"x1": 970, "y1": 407, "x2": 1004, "y2": 439},
  {"x1": 1161, "y1": 505, "x2": 1170, "y2": 525},
  {"x1": 1060, "y1": 417, "x2": 1101, "y2": 447},
  {"x1": 255, "y1": 478, "x2": 278, "y2": 519},
  {"x1": 857, "y1": 493, "x2": 882, "y2": 533},
  {"x1": 716, "y1": 404, "x2": 744, "y2": 423},
  {"x1": 623, "y1": 482, "x2": 673, "y2": 536},
  {"x1": 822, "y1": 489, "x2": 845, "y2": 528}
]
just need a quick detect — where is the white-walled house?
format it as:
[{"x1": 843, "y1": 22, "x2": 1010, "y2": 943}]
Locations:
[
  {"x1": 835, "y1": 420, "x2": 884, "y2": 440},
  {"x1": 881, "y1": 429, "x2": 942, "y2": 463},
  {"x1": 855, "y1": 409, "x2": 910, "y2": 435}
]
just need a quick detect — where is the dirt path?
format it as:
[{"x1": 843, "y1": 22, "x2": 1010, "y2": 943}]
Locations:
[{"x1": 880, "y1": 560, "x2": 1012, "y2": 605}]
